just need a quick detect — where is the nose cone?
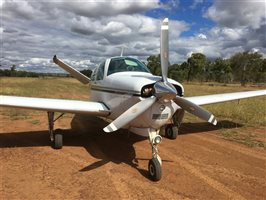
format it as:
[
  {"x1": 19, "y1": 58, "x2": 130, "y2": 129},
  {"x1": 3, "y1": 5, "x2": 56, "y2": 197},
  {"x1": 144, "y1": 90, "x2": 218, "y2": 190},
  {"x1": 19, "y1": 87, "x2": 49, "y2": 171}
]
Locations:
[{"x1": 154, "y1": 81, "x2": 177, "y2": 101}]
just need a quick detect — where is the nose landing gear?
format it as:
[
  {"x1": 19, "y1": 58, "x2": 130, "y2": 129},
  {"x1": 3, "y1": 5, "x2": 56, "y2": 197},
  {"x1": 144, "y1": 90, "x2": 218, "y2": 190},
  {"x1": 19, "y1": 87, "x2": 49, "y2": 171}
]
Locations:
[{"x1": 148, "y1": 129, "x2": 162, "y2": 181}]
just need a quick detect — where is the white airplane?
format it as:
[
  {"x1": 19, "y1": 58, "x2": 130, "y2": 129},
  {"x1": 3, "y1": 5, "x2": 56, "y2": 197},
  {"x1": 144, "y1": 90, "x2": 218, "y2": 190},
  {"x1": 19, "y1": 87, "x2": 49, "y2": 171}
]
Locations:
[{"x1": 0, "y1": 18, "x2": 265, "y2": 181}]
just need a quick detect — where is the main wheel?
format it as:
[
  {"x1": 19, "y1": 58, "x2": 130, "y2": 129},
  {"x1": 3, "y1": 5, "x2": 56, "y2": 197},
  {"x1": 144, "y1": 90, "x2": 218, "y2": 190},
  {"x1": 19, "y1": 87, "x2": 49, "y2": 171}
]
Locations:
[
  {"x1": 165, "y1": 125, "x2": 178, "y2": 139},
  {"x1": 148, "y1": 157, "x2": 162, "y2": 181},
  {"x1": 53, "y1": 130, "x2": 63, "y2": 149}
]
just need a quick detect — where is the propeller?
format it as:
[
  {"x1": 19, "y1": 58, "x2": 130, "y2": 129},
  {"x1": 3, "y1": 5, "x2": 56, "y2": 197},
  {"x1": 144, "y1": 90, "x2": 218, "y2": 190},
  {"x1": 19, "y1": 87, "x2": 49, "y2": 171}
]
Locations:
[
  {"x1": 103, "y1": 97, "x2": 156, "y2": 132},
  {"x1": 103, "y1": 18, "x2": 217, "y2": 133}
]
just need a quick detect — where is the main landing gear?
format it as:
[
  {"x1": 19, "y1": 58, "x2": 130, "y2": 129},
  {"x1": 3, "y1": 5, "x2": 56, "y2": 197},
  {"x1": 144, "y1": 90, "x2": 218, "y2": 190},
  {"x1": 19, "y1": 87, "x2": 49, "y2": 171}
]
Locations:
[
  {"x1": 161, "y1": 109, "x2": 185, "y2": 140},
  {"x1": 165, "y1": 124, "x2": 178, "y2": 139},
  {"x1": 148, "y1": 129, "x2": 162, "y2": 181},
  {"x1": 48, "y1": 112, "x2": 64, "y2": 149}
]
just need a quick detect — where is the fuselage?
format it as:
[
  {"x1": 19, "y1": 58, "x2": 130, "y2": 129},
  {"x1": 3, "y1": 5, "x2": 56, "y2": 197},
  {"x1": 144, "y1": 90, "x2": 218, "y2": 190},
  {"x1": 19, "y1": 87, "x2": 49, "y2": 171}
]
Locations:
[{"x1": 89, "y1": 56, "x2": 184, "y2": 136}]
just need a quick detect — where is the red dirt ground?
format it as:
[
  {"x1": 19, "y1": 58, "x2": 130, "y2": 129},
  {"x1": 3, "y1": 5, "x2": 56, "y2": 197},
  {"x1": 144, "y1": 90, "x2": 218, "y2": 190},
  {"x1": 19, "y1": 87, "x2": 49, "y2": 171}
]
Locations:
[{"x1": 0, "y1": 114, "x2": 265, "y2": 200}]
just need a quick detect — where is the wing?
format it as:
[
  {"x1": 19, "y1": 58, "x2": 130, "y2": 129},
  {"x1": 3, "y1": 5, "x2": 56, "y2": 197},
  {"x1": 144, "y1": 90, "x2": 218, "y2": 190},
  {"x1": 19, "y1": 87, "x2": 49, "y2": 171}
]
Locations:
[
  {"x1": 0, "y1": 95, "x2": 110, "y2": 116},
  {"x1": 53, "y1": 55, "x2": 91, "y2": 84},
  {"x1": 185, "y1": 90, "x2": 266, "y2": 106}
]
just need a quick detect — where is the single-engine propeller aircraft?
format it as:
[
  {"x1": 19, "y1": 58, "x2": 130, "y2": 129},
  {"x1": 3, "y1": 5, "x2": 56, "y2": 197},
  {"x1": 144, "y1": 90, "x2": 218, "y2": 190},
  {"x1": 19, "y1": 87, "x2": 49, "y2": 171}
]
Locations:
[{"x1": 1, "y1": 18, "x2": 265, "y2": 181}]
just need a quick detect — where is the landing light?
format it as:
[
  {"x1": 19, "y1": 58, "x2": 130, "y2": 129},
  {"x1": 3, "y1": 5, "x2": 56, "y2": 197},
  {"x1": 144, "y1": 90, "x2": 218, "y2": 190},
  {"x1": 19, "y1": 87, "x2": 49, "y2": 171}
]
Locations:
[
  {"x1": 153, "y1": 135, "x2": 162, "y2": 144},
  {"x1": 141, "y1": 84, "x2": 154, "y2": 97}
]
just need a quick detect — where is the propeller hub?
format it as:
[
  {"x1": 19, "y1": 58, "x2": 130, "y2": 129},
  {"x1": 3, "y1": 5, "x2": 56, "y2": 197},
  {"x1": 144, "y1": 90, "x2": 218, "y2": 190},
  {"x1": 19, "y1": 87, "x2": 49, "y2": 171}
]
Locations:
[{"x1": 154, "y1": 81, "x2": 177, "y2": 102}]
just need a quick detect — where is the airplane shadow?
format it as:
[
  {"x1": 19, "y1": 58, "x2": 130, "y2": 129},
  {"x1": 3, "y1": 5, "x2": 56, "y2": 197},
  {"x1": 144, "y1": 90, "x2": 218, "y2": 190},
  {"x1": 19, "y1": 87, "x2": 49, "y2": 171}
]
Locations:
[
  {"x1": 179, "y1": 120, "x2": 243, "y2": 135},
  {"x1": 0, "y1": 115, "x2": 243, "y2": 179}
]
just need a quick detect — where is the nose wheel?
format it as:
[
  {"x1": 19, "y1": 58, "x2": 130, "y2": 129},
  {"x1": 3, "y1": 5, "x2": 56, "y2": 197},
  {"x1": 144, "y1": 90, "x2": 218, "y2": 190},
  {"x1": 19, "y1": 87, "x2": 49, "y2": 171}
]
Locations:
[
  {"x1": 148, "y1": 129, "x2": 162, "y2": 181},
  {"x1": 148, "y1": 157, "x2": 162, "y2": 181}
]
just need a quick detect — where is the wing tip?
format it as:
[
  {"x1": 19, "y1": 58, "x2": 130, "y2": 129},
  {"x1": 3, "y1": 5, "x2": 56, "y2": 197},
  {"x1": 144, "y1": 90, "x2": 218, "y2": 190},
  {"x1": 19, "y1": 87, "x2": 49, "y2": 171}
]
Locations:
[
  {"x1": 53, "y1": 55, "x2": 58, "y2": 64},
  {"x1": 103, "y1": 123, "x2": 118, "y2": 133},
  {"x1": 103, "y1": 127, "x2": 110, "y2": 133}
]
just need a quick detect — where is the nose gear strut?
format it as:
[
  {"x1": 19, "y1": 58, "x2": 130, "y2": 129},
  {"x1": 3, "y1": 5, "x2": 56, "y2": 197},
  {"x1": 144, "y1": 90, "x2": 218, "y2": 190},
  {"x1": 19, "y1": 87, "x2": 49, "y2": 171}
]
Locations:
[{"x1": 148, "y1": 129, "x2": 162, "y2": 181}]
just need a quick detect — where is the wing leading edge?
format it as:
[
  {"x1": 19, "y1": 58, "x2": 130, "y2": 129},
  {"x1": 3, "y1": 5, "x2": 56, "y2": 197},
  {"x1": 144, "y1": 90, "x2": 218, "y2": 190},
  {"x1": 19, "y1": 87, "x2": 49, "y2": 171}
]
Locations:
[
  {"x1": 0, "y1": 95, "x2": 110, "y2": 116},
  {"x1": 184, "y1": 90, "x2": 266, "y2": 106}
]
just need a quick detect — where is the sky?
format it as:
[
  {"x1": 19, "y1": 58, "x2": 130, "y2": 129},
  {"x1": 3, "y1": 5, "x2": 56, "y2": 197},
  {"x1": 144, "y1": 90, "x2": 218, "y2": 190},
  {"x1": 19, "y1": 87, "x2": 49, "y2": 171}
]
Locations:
[{"x1": 0, "y1": 0, "x2": 265, "y2": 73}]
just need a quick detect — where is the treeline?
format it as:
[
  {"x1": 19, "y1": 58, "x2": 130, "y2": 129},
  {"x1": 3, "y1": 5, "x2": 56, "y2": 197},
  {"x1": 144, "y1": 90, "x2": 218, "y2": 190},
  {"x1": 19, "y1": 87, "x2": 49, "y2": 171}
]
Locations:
[
  {"x1": 147, "y1": 51, "x2": 266, "y2": 85},
  {"x1": 1, "y1": 51, "x2": 265, "y2": 84},
  {"x1": 0, "y1": 65, "x2": 92, "y2": 78}
]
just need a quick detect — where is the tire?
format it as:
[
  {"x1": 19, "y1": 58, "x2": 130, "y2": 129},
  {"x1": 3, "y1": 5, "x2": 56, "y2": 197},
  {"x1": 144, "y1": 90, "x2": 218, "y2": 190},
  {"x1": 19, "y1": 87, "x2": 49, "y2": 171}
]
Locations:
[
  {"x1": 165, "y1": 125, "x2": 177, "y2": 139},
  {"x1": 148, "y1": 157, "x2": 162, "y2": 181},
  {"x1": 53, "y1": 132, "x2": 63, "y2": 149}
]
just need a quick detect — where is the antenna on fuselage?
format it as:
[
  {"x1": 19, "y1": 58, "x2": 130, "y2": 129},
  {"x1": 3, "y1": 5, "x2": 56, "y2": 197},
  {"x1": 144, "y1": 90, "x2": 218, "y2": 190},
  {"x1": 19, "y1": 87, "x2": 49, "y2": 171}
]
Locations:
[
  {"x1": 118, "y1": 45, "x2": 128, "y2": 57},
  {"x1": 120, "y1": 46, "x2": 124, "y2": 57}
]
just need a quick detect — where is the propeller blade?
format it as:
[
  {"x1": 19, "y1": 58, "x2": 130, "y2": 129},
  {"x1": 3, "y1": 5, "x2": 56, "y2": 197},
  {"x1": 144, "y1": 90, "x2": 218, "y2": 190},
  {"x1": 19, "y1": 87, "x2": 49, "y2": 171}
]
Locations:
[
  {"x1": 174, "y1": 96, "x2": 217, "y2": 125},
  {"x1": 161, "y1": 18, "x2": 169, "y2": 82},
  {"x1": 103, "y1": 97, "x2": 156, "y2": 132}
]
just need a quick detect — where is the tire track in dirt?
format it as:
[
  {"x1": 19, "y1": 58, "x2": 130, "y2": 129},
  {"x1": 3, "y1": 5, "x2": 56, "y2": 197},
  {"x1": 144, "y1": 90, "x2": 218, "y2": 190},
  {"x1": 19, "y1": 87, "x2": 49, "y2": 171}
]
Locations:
[
  {"x1": 193, "y1": 161, "x2": 265, "y2": 186},
  {"x1": 45, "y1": 140, "x2": 184, "y2": 199},
  {"x1": 135, "y1": 141, "x2": 246, "y2": 200},
  {"x1": 161, "y1": 144, "x2": 246, "y2": 200},
  {"x1": 162, "y1": 132, "x2": 266, "y2": 199},
  {"x1": 84, "y1": 142, "x2": 133, "y2": 199},
  {"x1": 111, "y1": 171, "x2": 188, "y2": 200},
  {"x1": 191, "y1": 133, "x2": 266, "y2": 161}
]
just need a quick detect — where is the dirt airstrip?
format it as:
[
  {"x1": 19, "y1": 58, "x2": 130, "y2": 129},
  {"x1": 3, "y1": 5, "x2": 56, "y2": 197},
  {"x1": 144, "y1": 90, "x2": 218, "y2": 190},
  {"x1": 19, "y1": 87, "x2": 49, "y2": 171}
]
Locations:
[{"x1": 0, "y1": 114, "x2": 265, "y2": 200}]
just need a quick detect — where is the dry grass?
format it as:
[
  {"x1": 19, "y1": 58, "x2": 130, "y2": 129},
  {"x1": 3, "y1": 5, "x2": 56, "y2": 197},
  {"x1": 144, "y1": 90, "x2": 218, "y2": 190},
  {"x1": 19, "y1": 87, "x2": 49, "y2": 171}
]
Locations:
[
  {"x1": 183, "y1": 82, "x2": 266, "y2": 127},
  {"x1": 0, "y1": 77, "x2": 89, "y2": 99}
]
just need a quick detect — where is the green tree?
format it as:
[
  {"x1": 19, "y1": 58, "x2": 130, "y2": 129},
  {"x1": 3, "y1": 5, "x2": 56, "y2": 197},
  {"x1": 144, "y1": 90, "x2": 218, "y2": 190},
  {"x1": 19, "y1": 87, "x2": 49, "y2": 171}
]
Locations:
[
  {"x1": 168, "y1": 63, "x2": 188, "y2": 82},
  {"x1": 80, "y1": 69, "x2": 92, "y2": 78},
  {"x1": 211, "y1": 58, "x2": 232, "y2": 83},
  {"x1": 187, "y1": 53, "x2": 207, "y2": 82},
  {"x1": 10, "y1": 65, "x2": 17, "y2": 77},
  {"x1": 11, "y1": 65, "x2": 16, "y2": 71},
  {"x1": 230, "y1": 51, "x2": 264, "y2": 85},
  {"x1": 147, "y1": 54, "x2": 161, "y2": 76}
]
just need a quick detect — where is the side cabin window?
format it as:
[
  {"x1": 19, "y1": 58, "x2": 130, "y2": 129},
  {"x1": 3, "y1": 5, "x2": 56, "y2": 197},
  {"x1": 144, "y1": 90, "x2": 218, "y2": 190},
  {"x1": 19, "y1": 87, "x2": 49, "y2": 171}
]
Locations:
[
  {"x1": 91, "y1": 69, "x2": 96, "y2": 81},
  {"x1": 107, "y1": 57, "x2": 150, "y2": 76},
  {"x1": 91, "y1": 61, "x2": 105, "y2": 81}
]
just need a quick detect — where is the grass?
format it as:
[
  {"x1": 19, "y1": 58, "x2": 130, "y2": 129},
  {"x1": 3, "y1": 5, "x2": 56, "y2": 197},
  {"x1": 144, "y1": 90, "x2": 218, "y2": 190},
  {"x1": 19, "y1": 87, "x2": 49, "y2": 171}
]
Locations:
[
  {"x1": 220, "y1": 129, "x2": 266, "y2": 149},
  {"x1": 183, "y1": 82, "x2": 266, "y2": 127},
  {"x1": 31, "y1": 119, "x2": 41, "y2": 125},
  {"x1": 0, "y1": 77, "x2": 89, "y2": 99},
  {"x1": 1, "y1": 77, "x2": 265, "y2": 148}
]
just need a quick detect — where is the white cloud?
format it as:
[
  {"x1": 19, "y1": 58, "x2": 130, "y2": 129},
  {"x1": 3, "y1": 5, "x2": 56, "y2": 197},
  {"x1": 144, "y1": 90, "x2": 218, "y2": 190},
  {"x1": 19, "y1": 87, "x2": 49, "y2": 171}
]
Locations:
[
  {"x1": 103, "y1": 21, "x2": 132, "y2": 36},
  {"x1": 205, "y1": 0, "x2": 266, "y2": 29},
  {"x1": 197, "y1": 33, "x2": 207, "y2": 40},
  {"x1": 56, "y1": 0, "x2": 159, "y2": 18}
]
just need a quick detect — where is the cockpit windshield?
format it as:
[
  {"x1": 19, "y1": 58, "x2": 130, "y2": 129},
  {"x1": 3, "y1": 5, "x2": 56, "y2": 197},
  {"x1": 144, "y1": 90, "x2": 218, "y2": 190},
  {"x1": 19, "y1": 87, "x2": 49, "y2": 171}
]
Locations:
[{"x1": 107, "y1": 57, "x2": 151, "y2": 75}]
